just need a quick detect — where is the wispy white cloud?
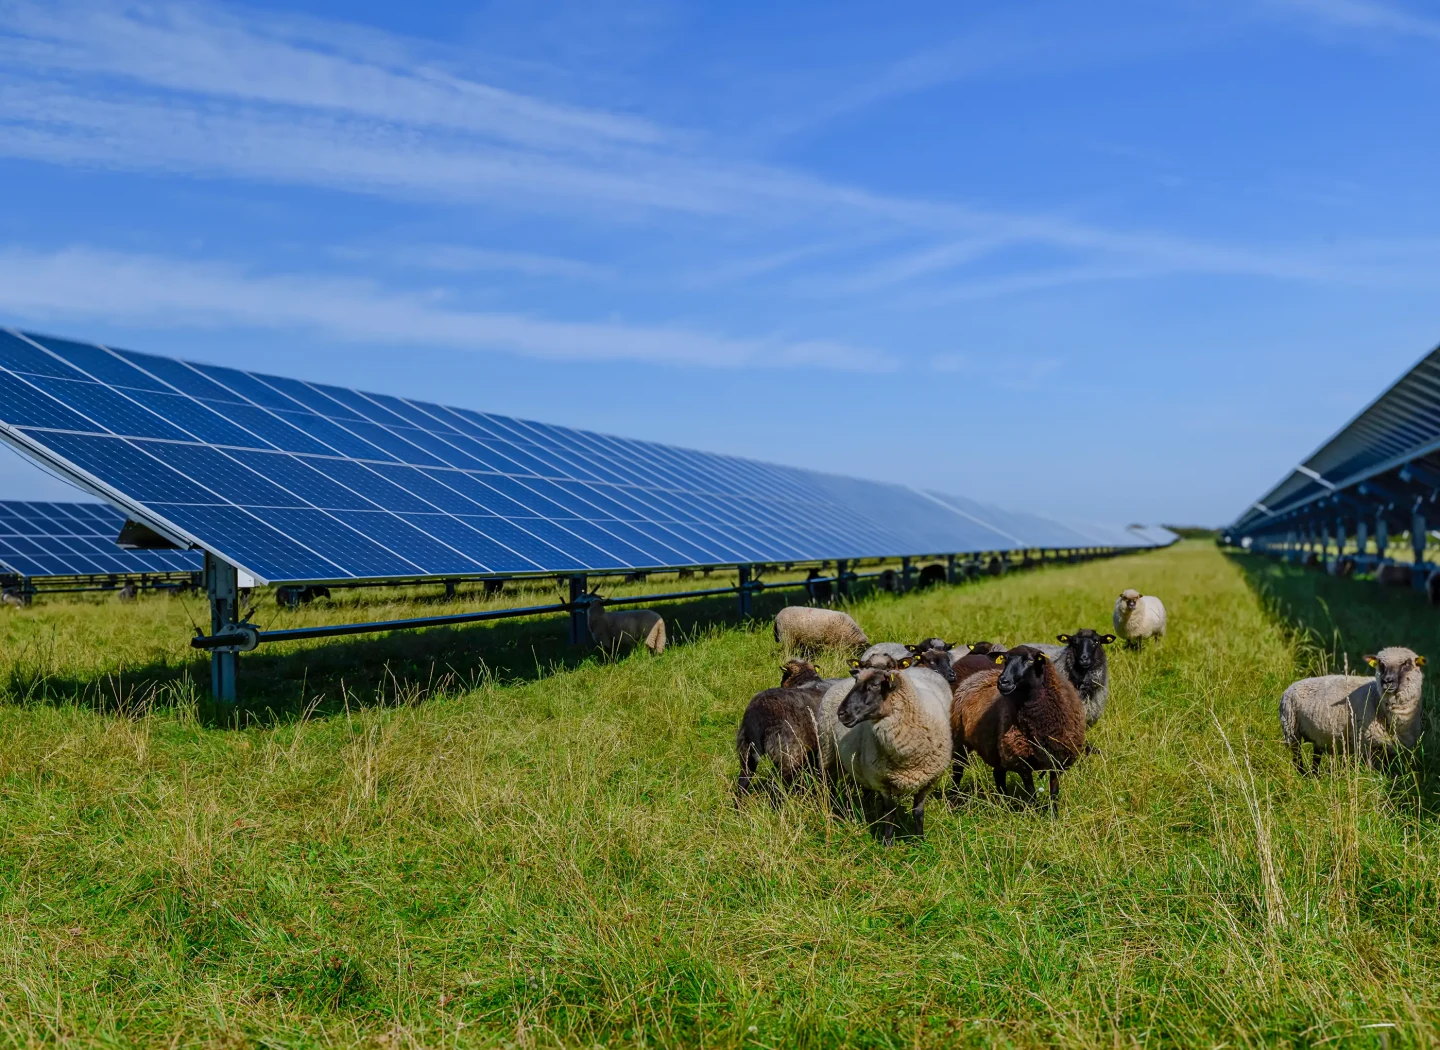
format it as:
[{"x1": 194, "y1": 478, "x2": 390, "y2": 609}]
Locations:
[
  {"x1": 0, "y1": 246, "x2": 892, "y2": 371},
  {"x1": 1268, "y1": 0, "x2": 1440, "y2": 40},
  {"x1": 337, "y1": 243, "x2": 611, "y2": 281}
]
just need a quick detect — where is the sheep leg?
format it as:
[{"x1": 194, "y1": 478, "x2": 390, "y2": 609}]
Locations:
[
  {"x1": 992, "y1": 766, "x2": 1010, "y2": 797},
  {"x1": 736, "y1": 743, "x2": 759, "y2": 798},
  {"x1": 910, "y1": 787, "x2": 930, "y2": 840},
  {"x1": 876, "y1": 797, "x2": 901, "y2": 847},
  {"x1": 947, "y1": 746, "x2": 970, "y2": 807},
  {"x1": 1047, "y1": 771, "x2": 1060, "y2": 816},
  {"x1": 1017, "y1": 769, "x2": 1037, "y2": 807}
]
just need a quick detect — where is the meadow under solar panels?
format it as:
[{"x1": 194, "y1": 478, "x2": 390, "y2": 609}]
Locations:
[
  {"x1": 0, "y1": 499, "x2": 202, "y2": 579},
  {"x1": 0, "y1": 328, "x2": 1155, "y2": 585}
]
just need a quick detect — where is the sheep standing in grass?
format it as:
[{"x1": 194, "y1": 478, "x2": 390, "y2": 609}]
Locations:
[
  {"x1": 1279, "y1": 647, "x2": 1426, "y2": 772},
  {"x1": 780, "y1": 658, "x2": 848, "y2": 697},
  {"x1": 1376, "y1": 564, "x2": 1413, "y2": 587},
  {"x1": 1113, "y1": 589, "x2": 1165, "y2": 648},
  {"x1": 774, "y1": 606, "x2": 868, "y2": 654},
  {"x1": 586, "y1": 595, "x2": 666, "y2": 655},
  {"x1": 1025, "y1": 630, "x2": 1115, "y2": 726},
  {"x1": 949, "y1": 646, "x2": 1087, "y2": 813},
  {"x1": 736, "y1": 678, "x2": 824, "y2": 798},
  {"x1": 819, "y1": 658, "x2": 952, "y2": 844}
]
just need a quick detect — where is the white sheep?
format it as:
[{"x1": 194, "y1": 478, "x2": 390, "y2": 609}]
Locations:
[
  {"x1": 773, "y1": 606, "x2": 868, "y2": 654},
  {"x1": 818, "y1": 660, "x2": 952, "y2": 844},
  {"x1": 858, "y1": 641, "x2": 912, "y2": 668},
  {"x1": 586, "y1": 595, "x2": 665, "y2": 655},
  {"x1": 1113, "y1": 589, "x2": 1165, "y2": 648},
  {"x1": 1280, "y1": 646, "x2": 1425, "y2": 771}
]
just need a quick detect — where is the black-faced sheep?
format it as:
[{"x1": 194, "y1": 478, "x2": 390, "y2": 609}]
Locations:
[
  {"x1": 118, "y1": 582, "x2": 138, "y2": 602},
  {"x1": 736, "y1": 680, "x2": 824, "y2": 798},
  {"x1": 917, "y1": 564, "x2": 946, "y2": 589},
  {"x1": 819, "y1": 658, "x2": 952, "y2": 844},
  {"x1": 949, "y1": 645, "x2": 1087, "y2": 813},
  {"x1": 774, "y1": 606, "x2": 868, "y2": 654},
  {"x1": 877, "y1": 569, "x2": 899, "y2": 593},
  {"x1": 1376, "y1": 564, "x2": 1413, "y2": 587},
  {"x1": 1027, "y1": 630, "x2": 1115, "y2": 726},
  {"x1": 586, "y1": 594, "x2": 666, "y2": 655},
  {"x1": 1280, "y1": 646, "x2": 1425, "y2": 772},
  {"x1": 780, "y1": 658, "x2": 848, "y2": 696},
  {"x1": 1113, "y1": 589, "x2": 1166, "y2": 648},
  {"x1": 805, "y1": 568, "x2": 834, "y2": 604}
]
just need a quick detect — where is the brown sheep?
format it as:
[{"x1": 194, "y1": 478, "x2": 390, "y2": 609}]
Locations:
[{"x1": 949, "y1": 645, "x2": 1086, "y2": 813}]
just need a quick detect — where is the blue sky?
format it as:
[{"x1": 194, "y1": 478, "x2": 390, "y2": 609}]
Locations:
[{"x1": 1, "y1": 0, "x2": 1438, "y2": 527}]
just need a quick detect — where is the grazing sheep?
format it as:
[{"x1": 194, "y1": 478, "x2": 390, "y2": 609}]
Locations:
[
  {"x1": 1429, "y1": 570, "x2": 1440, "y2": 605},
  {"x1": 118, "y1": 582, "x2": 138, "y2": 602},
  {"x1": 586, "y1": 594, "x2": 666, "y2": 655},
  {"x1": 910, "y1": 637, "x2": 954, "y2": 658},
  {"x1": 949, "y1": 645, "x2": 1087, "y2": 812},
  {"x1": 877, "y1": 569, "x2": 899, "y2": 593},
  {"x1": 780, "y1": 658, "x2": 848, "y2": 696},
  {"x1": 805, "y1": 568, "x2": 834, "y2": 604},
  {"x1": 1280, "y1": 646, "x2": 1426, "y2": 771},
  {"x1": 1025, "y1": 630, "x2": 1115, "y2": 726},
  {"x1": 774, "y1": 606, "x2": 868, "y2": 654},
  {"x1": 1113, "y1": 589, "x2": 1166, "y2": 648},
  {"x1": 910, "y1": 647, "x2": 957, "y2": 687},
  {"x1": 276, "y1": 584, "x2": 331, "y2": 608},
  {"x1": 917, "y1": 564, "x2": 946, "y2": 589},
  {"x1": 819, "y1": 659, "x2": 952, "y2": 844},
  {"x1": 2, "y1": 587, "x2": 27, "y2": 609},
  {"x1": 986, "y1": 555, "x2": 1006, "y2": 576},
  {"x1": 736, "y1": 677, "x2": 824, "y2": 798},
  {"x1": 1377, "y1": 564, "x2": 1414, "y2": 587}
]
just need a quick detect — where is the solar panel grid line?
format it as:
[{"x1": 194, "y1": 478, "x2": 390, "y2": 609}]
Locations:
[{"x1": 0, "y1": 500, "x2": 202, "y2": 579}]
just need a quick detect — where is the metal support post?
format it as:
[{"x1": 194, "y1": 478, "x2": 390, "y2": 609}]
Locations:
[
  {"x1": 1321, "y1": 522, "x2": 1332, "y2": 563},
  {"x1": 1336, "y1": 518, "x2": 1347, "y2": 560},
  {"x1": 836, "y1": 559, "x2": 851, "y2": 599},
  {"x1": 1413, "y1": 511, "x2": 1427, "y2": 571},
  {"x1": 901, "y1": 556, "x2": 913, "y2": 591},
  {"x1": 568, "y1": 575, "x2": 589, "y2": 645},
  {"x1": 204, "y1": 552, "x2": 239, "y2": 706},
  {"x1": 1377, "y1": 514, "x2": 1389, "y2": 562},
  {"x1": 1356, "y1": 520, "x2": 1369, "y2": 561},
  {"x1": 444, "y1": 578, "x2": 458, "y2": 599},
  {"x1": 946, "y1": 553, "x2": 957, "y2": 584},
  {"x1": 737, "y1": 565, "x2": 753, "y2": 619}
]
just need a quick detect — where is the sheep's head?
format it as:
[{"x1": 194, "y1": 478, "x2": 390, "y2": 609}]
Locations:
[
  {"x1": 1364, "y1": 647, "x2": 1425, "y2": 697},
  {"x1": 968, "y1": 641, "x2": 1004, "y2": 655},
  {"x1": 996, "y1": 645, "x2": 1049, "y2": 697},
  {"x1": 1058, "y1": 629, "x2": 1116, "y2": 671},
  {"x1": 780, "y1": 659, "x2": 820, "y2": 688},
  {"x1": 912, "y1": 648, "x2": 956, "y2": 685},
  {"x1": 908, "y1": 637, "x2": 952, "y2": 656},
  {"x1": 1118, "y1": 588, "x2": 1141, "y2": 612},
  {"x1": 838, "y1": 660, "x2": 911, "y2": 727}
]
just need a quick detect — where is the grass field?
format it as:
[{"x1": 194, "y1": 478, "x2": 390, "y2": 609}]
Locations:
[{"x1": 2, "y1": 540, "x2": 1439, "y2": 1047}]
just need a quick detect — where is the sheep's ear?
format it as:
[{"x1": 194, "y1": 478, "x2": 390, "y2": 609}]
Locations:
[
  {"x1": 898, "y1": 656, "x2": 913, "y2": 669},
  {"x1": 1364, "y1": 654, "x2": 1378, "y2": 667},
  {"x1": 848, "y1": 658, "x2": 861, "y2": 671},
  {"x1": 1101, "y1": 634, "x2": 1116, "y2": 644},
  {"x1": 1057, "y1": 633, "x2": 1070, "y2": 643},
  {"x1": 944, "y1": 642, "x2": 954, "y2": 651},
  {"x1": 1417, "y1": 655, "x2": 1427, "y2": 667},
  {"x1": 993, "y1": 654, "x2": 1004, "y2": 664},
  {"x1": 906, "y1": 644, "x2": 921, "y2": 654},
  {"x1": 1035, "y1": 652, "x2": 1048, "y2": 665}
]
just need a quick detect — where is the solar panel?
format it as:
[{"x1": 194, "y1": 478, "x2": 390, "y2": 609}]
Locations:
[
  {"x1": 0, "y1": 328, "x2": 1152, "y2": 585},
  {"x1": 0, "y1": 499, "x2": 202, "y2": 578}
]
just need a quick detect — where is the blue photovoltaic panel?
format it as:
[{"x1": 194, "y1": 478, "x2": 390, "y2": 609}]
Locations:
[
  {"x1": 0, "y1": 500, "x2": 202, "y2": 578},
  {"x1": 0, "y1": 329, "x2": 1155, "y2": 584}
]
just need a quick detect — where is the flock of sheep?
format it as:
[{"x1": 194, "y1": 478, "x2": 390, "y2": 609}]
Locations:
[
  {"x1": 734, "y1": 588, "x2": 1167, "y2": 843},
  {"x1": 731, "y1": 584, "x2": 1427, "y2": 843}
]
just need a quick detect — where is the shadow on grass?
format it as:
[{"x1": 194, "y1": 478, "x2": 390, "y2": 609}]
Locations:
[
  {"x1": 3, "y1": 578, "x2": 959, "y2": 726},
  {"x1": 1227, "y1": 550, "x2": 1440, "y2": 813}
]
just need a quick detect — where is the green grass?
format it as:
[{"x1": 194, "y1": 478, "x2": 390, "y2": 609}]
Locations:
[{"x1": 2, "y1": 541, "x2": 1439, "y2": 1047}]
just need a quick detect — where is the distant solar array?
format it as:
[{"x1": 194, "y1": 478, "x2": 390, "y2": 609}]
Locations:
[
  {"x1": 0, "y1": 499, "x2": 201, "y2": 579},
  {"x1": 0, "y1": 329, "x2": 1168, "y2": 586}
]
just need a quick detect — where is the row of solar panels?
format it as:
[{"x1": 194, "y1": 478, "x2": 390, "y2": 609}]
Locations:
[
  {"x1": 0, "y1": 329, "x2": 1175, "y2": 585},
  {"x1": 1230, "y1": 341, "x2": 1440, "y2": 536}
]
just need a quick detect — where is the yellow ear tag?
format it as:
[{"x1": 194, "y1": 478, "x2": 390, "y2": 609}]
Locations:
[
  {"x1": 1418, "y1": 656, "x2": 1427, "y2": 667},
  {"x1": 1365, "y1": 657, "x2": 1377, "y2": 667}
]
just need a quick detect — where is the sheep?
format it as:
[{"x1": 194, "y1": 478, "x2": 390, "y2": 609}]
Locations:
[
  {"x1": 805, "y1": 568, "x2": 834, "y2": 604},
  {"x1": 1376, "y1": 563, "x2": 1414, "y2": 587},
  {"x1": 276, "y1": 584, "x2": 331, "y2": 608},
  {"x1": 1113, "y1": 589, "x2": 1166, "y2": 648},
  {"x1": 859, "y1": 641, "x2": 913, "y2": 668},
  {"x1": 118, "y1": 581, "x2": 138, "y2": 602},
  {"x1": 949, "y1": 645, "x2": 1087, "y2": 813},
  {"x1": 917, "y1": 563, "x2": 946, "y2": 589},
  {"x1": 1280, "y1": 646, "x2": 1426, "y2": 772},
  {"x1": 1023, "y1": 629, "x2": 1115, "y2": 726},
  {"x1": 986, "y1": 555, "x2": 1006, "y2": 576},
  {"x1": 909, "y1": 637, "x2": 954, "y2": 658},
  {"x1": 1429, "y1": 570, "x2": 1440, "y2": 605},
  {"x1": 819, "y1": 658, "x2": 953, "y2": 844},
  {"x1": 780, "y1": 658, "x2": 848, "y2": 696},
  {"x1": 877, "y1": 569, "x2": 899, "y2": 593},
  {"x1": 774, "y1": 605, "x2": 868, "y2": 654},
  {"x1": 910, "y1": 647, "x2": 957, "y2": 688},
  {"x1": 1, "y1": 587, "x2": 27, "y2": 609},
  {"x1": 586, "y1": 594, "x2": 666, "y2": 655},
  {"x1": 736, "y1": 676, "x2": 825, "y2": 798}
]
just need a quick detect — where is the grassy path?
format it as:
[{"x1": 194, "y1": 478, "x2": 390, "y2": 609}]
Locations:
[{"x1": 1, "y1": 541, "x2": 1438, "y2": 1047}]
